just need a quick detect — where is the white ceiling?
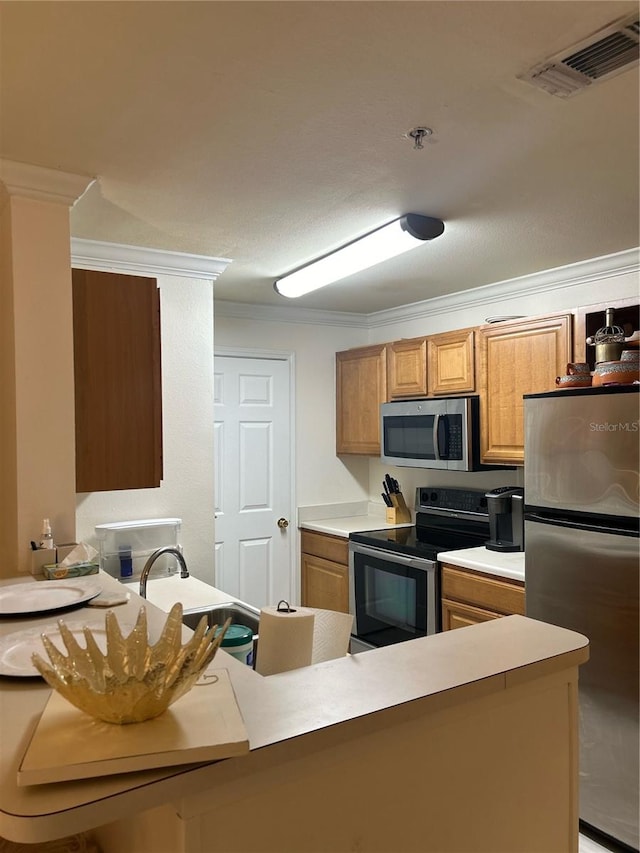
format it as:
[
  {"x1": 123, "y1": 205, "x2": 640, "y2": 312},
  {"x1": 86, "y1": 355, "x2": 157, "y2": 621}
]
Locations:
[{"x1": 1, "y1": 1, "x2": 638, "y2": 314}]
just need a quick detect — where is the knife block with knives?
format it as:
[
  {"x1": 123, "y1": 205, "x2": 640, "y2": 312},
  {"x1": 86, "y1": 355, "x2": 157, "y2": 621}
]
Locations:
[{"x1": 382, "y1": 475, "x2": 412, "y2": 525}]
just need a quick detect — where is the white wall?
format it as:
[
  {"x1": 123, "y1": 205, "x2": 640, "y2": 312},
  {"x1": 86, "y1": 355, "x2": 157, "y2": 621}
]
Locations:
[
  {"x1": 213, "y1": 315, "x2": 371, "y2": 508},
  {"x1": 76, "y1": 275, "x2": 216, "y2": 586}
]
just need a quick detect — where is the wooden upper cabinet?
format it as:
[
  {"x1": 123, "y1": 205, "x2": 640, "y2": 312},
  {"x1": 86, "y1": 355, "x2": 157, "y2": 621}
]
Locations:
[
  {"x1": 477, "y1": 313, "x2": 572, "y2": 465},
  {"x1": 336, "y1": 344, "x2": 387, "y2": 455},
  {"x1": 387, "y1": 330, "x2": 476, "y2": 399},
  {"x1": 427, "y1": 328, "x2": 475, "y2": 395},
  {"x1": 387, "y1": 337, "x2": 428, "y2": 398},
  {"x1": 72, "y1": 269, "x2": 163, "y2": 492}
]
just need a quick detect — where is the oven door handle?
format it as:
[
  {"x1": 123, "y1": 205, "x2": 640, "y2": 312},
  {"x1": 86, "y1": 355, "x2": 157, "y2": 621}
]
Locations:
[{"x1": 349, "y1": 542, "x2": 435, "y2": 571}]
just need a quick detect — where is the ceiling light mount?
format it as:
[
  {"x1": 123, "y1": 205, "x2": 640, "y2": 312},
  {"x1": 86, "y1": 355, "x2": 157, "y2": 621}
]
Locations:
[
  {"x1": 274, "y1": 214, "x2": 445, "y2": 299},
  {"x1": 407, "y1": 127, "x2": 433, "y2": 150}
]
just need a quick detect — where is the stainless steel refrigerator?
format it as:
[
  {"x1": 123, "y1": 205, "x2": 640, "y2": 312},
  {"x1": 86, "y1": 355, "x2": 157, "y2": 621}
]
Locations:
[{"x1": 524, "y1": 385, "x2": 639, "y2": 851}]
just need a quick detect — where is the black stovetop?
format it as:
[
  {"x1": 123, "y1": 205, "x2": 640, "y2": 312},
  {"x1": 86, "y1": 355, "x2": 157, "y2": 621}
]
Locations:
[{"x1": 349, "y1": 487, "x2": 491, "y2": 561}]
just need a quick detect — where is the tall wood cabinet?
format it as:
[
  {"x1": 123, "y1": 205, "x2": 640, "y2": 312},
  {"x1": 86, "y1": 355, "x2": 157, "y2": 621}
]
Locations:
[
  {"x1": 336, "y1": 344, "x2": 387, "y2": 455},
  {"x1": 72, "y1": 269, "x2": 163, "y2": 492},
  {"x1": 477, "y1": 313, "x2": 572, "y2": 465},
  {"x1": 301, "y1": 530, "x2": 349, "y2": 613}
]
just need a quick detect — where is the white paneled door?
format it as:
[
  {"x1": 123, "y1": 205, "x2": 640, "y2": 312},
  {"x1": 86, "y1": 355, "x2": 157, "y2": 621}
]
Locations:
[{"x1": 214, "y1": 355, "x2": 292, "y2": 609}]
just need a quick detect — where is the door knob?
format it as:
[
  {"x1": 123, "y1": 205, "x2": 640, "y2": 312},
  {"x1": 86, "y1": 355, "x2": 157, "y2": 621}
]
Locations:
[{"x1": 277, "y1": 517, "x2": 289, "y2": 529}]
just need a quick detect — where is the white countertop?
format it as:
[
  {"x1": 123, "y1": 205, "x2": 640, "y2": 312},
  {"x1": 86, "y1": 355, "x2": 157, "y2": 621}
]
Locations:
[
  {"x1": 300, "y1": 514, "x2": 412, "y2": 537},
  {"x1": 122, "y1": 574, "x2": 234, "y2": 612},
  {"x1": 297, "y1": 501, "x2": 413, "y2": 538},
  {"x1": 438, "y1": 546, "x2": 525, "y2": 582}
]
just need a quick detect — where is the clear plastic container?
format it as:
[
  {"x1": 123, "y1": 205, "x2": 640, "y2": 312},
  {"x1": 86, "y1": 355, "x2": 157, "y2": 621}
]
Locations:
[{"x1": 94, "y1": 518, "x2": 182, "y2": 580}]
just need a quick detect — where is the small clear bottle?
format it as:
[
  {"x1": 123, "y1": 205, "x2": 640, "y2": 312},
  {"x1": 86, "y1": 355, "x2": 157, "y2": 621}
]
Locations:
[{"x1": 39, "y1": 518, "x2": 55, "y2": 550}]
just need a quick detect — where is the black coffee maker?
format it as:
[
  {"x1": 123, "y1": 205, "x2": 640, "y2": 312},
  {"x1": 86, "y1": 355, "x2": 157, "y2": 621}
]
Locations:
[{"x1": 485, "y1": 487, "x2": 524, "y2": 552}]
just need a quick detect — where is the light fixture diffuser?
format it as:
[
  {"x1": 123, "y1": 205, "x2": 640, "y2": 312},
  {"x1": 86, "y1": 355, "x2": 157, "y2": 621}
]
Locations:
[{"x1": 274, "y1": 214, "x2": 444, "y2": 298}]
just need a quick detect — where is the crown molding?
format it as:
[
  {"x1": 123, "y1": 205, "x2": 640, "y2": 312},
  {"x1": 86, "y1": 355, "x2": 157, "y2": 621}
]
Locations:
[
  {"x1": 0, "y1": 159, "x2": 95, "y2": 206},
  {"x1": 214, "y1": 299, "x2": 369, "y2": 327},
  {"x1": 214, "y1": 248, "x2": 638, "y2": 328},
  {"x1": 215, "y1": 345, "x2": 294, "y2": 361},
  {"x1": 366, "y1": 248, "x2": 640, "y2": 328},
  {"x1": 71, "y1": 238, "x2": 232, "y2": 281}
]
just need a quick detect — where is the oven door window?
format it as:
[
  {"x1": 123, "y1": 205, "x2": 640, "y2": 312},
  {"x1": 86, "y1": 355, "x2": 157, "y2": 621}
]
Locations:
[
  {"x1": 353, "y1": 552, "x2": 428, "y2": 647},
  {"x1": 383, "y1": 414, "x2": 436, "y2": 461}
]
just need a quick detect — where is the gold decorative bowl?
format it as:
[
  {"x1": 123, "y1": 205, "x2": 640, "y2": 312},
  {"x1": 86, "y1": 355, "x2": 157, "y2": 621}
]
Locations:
[{"x1": 31, "y1": 603, "x2": 231, "y2": 724}]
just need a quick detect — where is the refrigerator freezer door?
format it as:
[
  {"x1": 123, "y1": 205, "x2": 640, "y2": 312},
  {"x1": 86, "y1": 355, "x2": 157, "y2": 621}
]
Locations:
[
  {"x1": 525, "y1": 518, "x2": 639, "y2": 849},
  {"x1": 524, "y1": 389, "x2": 639, "y2": 518}
]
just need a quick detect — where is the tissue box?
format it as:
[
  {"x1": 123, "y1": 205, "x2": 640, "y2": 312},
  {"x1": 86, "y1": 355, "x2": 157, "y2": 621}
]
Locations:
[
  {"x1": 30, "y1": 543, "x2": 81, "y2": 576},
  {"x1": 43, "y1": 562, "x2": 100, "y2": 580},
  {"x1": 56, "y1": 543, "x2": 80, "y2": 564}
]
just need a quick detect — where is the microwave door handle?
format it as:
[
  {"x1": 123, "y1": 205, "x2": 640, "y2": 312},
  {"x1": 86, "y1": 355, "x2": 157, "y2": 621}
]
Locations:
[
  {"x1": 433, "y1": 414, "x2": 441, "y2": 460},
  {"x1": 435, "y1": 414, "x2": 449, "y2": 460}
]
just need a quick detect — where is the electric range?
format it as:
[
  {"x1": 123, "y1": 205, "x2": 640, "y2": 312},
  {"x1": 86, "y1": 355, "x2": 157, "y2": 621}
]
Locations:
[{"x1": 348, "y1": 487, "x2": 490, "y2": 650}]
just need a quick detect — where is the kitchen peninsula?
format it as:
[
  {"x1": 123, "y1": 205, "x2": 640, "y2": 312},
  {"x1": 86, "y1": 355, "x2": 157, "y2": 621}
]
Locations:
[{"x1": 0, "y1": 573, "x2": 588, "y2": 853}]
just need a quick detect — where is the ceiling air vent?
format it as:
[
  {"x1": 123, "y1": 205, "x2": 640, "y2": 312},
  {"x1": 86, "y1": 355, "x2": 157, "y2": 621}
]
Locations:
[{"x1": 519, "y1": 15, "x2": 639, "y2": 97}]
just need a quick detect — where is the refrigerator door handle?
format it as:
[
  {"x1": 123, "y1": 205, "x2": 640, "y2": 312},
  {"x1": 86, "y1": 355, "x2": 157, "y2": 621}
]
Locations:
[{"x1": 525, "y1": 511, "x2": 638, "y2": 537}]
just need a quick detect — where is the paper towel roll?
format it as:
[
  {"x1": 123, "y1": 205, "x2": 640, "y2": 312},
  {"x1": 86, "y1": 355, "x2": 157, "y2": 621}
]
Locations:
[{"x1": 255, "y1": 604, "x2": 315, "y2": 676}]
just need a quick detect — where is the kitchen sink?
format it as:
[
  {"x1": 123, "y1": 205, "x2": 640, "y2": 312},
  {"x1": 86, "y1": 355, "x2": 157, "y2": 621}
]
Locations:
[{"x1": 182, "y1": 602, "x2": 260, "y2": 638}]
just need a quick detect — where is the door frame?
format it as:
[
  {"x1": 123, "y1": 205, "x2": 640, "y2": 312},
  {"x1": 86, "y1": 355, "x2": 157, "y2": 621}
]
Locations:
[{"x1": 213, "y1": 346, "x2": 298, "y2": 603}]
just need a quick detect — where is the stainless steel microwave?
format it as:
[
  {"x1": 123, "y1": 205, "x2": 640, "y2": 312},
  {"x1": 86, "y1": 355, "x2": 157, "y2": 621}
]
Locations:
[{"x1": 381, "y1": 396, "x2": 490, "y2": 471}]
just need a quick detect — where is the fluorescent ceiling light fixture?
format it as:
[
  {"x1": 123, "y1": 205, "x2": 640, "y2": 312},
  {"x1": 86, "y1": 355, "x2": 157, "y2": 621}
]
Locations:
[{"x1": 274, "y1": 214, "x2": 445, "y2": 298}]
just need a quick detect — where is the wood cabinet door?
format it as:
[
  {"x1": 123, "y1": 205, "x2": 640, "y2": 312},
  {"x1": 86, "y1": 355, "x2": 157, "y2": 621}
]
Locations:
[
  {"x1": 336, "y1": 345, "x2": 387, "y2": 455},
  {"x1": 301, "y1": 553, "x2": 349, "y2": 613},
  {"x1": 478, "y1": 314, "x2": 572, "y2": 465},
  {"x1": 73, "y1": 269, "x2": 163, "y2": 492},
  {"x1": 387, "y1": 337, "x2": 428, "y2": 398},
  {"x1": 441, "y1": 598, "x2": 500, "y2": 631},
  {"x1": 427, "y1": 328, "x2": 475, "y2": 395}
]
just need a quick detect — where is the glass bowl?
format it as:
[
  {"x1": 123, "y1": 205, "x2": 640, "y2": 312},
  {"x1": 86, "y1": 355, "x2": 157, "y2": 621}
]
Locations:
[{"x1": 31, "y1": 603, "x2": 230, "y2": 724}]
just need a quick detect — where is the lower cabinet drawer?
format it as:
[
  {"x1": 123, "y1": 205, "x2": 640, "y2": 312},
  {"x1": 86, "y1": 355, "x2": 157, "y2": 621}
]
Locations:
[
  {"x1": 441, "y1": 564, "x2": 525, "y2": 617},
  {"x1": 300, "y1": 530, "x2": 349, "y2": 565},
  {"x1": 441, "y1": 598, "x2": 501, "y2": 631}
]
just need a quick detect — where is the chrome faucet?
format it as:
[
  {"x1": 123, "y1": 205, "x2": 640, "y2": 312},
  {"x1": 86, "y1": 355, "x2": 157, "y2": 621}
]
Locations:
[{"x1": 139, "y1": 546, "x2": 189, "y2": 598}]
